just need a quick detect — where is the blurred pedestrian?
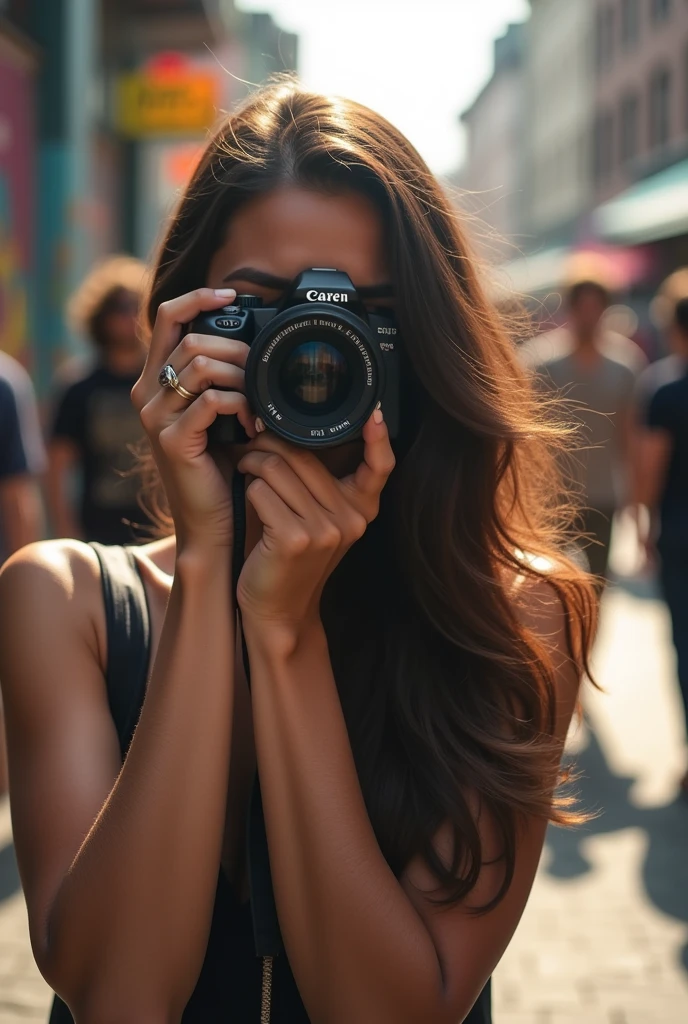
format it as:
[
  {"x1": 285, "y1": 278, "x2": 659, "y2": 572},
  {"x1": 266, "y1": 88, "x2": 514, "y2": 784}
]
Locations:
[
  {"x1": 632, "y1": 268, "x2": 688, "y2": 565},
  {"x1": 0, "y1": 352, "x2": 45, "y2": 796},
  {"x1": 635, "y1": 296, "x2": 688, "y2": 797},
  {"x1": 521, "y1": 277, "x2": 646, "y2": 588},
  {"x1": 635, "y1": 268, "x2": 688, "y2": 418},
  {"x1": 47, "y1": 256, "x2": 151, "y2": 544}
]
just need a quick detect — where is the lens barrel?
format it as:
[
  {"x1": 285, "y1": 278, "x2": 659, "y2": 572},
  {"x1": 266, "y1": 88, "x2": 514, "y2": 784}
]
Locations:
[{"x1": 245, "y1": 303, "x2": 384, "y2": 447}]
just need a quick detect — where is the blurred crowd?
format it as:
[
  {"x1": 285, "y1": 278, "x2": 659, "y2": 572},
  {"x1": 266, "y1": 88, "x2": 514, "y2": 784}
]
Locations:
[{"x1": 1, "y1": 258, "x2": 688, "y2": 800}]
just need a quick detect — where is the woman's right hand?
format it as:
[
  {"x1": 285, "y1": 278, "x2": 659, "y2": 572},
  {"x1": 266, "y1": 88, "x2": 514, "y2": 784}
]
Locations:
[{"x1": 131, "y1": 287, "x2": 256, "y2": 554}]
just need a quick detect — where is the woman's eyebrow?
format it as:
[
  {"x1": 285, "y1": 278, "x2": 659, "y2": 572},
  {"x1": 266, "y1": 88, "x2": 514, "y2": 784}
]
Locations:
[
  {"x1": 222, "y1": 267, "x2": 290, "y2": 290},
  {"x1": 222, "y1": 266, "x2": 394, "y2": 299}
]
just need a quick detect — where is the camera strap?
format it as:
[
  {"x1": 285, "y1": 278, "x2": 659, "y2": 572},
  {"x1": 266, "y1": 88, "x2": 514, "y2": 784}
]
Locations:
[{"x1": 231, "y1": 469, "x2": 285, "y2": 961}]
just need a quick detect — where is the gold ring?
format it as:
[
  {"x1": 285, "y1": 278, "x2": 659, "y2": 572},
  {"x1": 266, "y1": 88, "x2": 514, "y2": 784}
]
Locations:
[{"x1": 158, "y1": 363, "x2": 199, "y2": 402}]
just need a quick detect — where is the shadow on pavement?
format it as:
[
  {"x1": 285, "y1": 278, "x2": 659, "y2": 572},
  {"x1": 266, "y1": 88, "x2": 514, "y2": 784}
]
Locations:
[
  {"x1": 0, "y1": 839, "x2": 21, "y2": 903},
  {"x1": 545, "y1": 726, "x2": 688, "y2": 970}
]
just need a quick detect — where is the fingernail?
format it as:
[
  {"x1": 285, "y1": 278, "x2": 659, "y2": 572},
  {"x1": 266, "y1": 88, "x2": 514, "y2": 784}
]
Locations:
[
  {"x1": 373, "y1": 407, "x2": 384, "y2": 425},
  {"x1": 214, "y1": 288, "x2": 236, "y2": 298},
  {"x1": 255, "y1": 417, "x2": 266, "y2": 433}
]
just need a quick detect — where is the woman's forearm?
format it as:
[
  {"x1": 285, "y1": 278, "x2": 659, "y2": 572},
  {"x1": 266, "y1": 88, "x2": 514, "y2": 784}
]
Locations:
[
  {"x1": 47, "y1": 549, "x2": 235, "y2": 1021},
  {"x1": 245, "y1": 620, "x2": 448, "y2": 1024}
]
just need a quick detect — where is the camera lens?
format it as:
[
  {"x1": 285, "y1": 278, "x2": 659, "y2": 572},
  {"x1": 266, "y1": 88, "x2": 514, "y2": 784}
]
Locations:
[
  {"x1": 246, "y1": 302, "x2": 384, "y2": 447},
  {"x1": 279, "y1": 341, "x2": 352, "y2": 414}
]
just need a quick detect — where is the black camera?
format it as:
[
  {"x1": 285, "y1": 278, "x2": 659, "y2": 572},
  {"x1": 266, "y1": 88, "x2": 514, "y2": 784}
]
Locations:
[{"x1": 189, "y1": 269, "x2": 400, "y2": 448}]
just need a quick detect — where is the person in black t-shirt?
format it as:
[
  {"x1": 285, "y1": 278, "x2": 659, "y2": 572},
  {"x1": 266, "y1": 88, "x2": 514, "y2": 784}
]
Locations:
[
  {"x1": 637, "y1": 296, "x2": 688, "y2": 796},
  {"x1": 48, "y1": 256, "x2": 153, "y2": 544}
]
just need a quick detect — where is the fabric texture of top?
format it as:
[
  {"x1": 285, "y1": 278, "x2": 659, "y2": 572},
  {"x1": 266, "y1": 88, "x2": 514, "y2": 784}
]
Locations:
[
  {"x1": 48, "y1": 543, "x2": 492, "y2": 1023},
  {"x1": 647, "y1": 369, "x2": 688, "y2": 553},
  {"x1": 51, "y1": 367, "x2": 152, "y2": 544}
]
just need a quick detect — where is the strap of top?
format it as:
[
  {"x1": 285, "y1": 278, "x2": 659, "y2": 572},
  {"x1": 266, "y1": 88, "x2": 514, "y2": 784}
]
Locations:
[{"x1": 90, "y1": 542, "x2": 151, "y2": 760}]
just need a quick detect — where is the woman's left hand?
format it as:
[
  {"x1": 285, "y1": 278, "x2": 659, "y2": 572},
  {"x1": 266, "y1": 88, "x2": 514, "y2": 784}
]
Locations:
[{"x1": 236, "y1": 410, "x2": 395, "y2": 637}]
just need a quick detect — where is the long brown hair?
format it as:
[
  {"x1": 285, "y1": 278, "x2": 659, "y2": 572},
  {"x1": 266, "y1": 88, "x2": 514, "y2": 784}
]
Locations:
[{"x1": 145, "y1": 79, "x2": 597, "y2": 910}]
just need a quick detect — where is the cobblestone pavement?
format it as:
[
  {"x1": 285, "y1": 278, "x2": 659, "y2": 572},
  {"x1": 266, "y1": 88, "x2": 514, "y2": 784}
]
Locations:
[{"x1": 0, "y1": 525, "x2": 687, "y2": 1022}]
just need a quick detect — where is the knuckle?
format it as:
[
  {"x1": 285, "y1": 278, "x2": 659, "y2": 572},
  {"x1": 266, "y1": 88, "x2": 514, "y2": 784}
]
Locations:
[
  {"x1": 316, "y1": 522, "x2": 342, "y2": 550},
  {"x1": 234, "y1": 341, "x2": 250, "y2": 365},
  {"x1": 191, "y1": 353, "x2": 208, "y2": 374},
  {"x1": 156, "y1": 300, "x2": 172, "y2": 322},
  {"x1": 138, "y1": 401, "x2": 156, "y2": 430},
  {"x1": 285, "y1": 528, "x2": 310, "y2": 555},
  {"x1": 367, "y1": 497, "x2": 381, "y2": 522},
  {"x1": 200, "y1": 388, "x2": 218, "y2": 407},
  {"x1": 158, "y1": 424, "x2": 178, "y2": 453},
  {"x1": 130, "y1": 381, "x2": 144, "y2": 411},
  {"x1": 382, "y1": 453, "x2": 396, "y2": 475},
  {"x1": 348, "y1": 511, "x2": 368, "y2": 541},
  {"x1": 246, "y1": 477, "x2": 266, "y2": 499},
  {"x1": 180, "y1": 333, "x2": 200, "y2": 356},
  {"x1": 262, "y1": 453, "x2": 283, "y2": 475}
]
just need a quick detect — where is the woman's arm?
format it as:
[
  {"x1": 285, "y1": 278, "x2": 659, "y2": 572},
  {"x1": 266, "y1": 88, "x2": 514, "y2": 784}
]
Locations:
[
  {"x1": 234, "y1": 422, "x2": 581, "y2": 1024},
  {"x1": 245, "y1": 577, "x2": 578, "y2": 1024},
  {"x1": 0, "y1": 540, "x2": 235, "y2": 1023},
  {"x1": 2, "y1": 288, "x2": 257, "y2": 1022}
]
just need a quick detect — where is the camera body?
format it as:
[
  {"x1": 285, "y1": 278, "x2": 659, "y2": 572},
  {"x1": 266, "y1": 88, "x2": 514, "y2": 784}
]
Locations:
[{"x1": 189, "y1": 269, "x2": 400, "y2": 448}]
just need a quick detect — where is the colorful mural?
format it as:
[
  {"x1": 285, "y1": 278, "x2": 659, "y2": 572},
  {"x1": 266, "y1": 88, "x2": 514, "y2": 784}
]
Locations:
[{"x1": 0, "y1": 40, "x2": 35, "y2": 365}]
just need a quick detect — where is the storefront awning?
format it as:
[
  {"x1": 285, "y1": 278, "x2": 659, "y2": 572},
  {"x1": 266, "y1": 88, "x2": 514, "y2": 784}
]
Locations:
[
  {"x1": 593, "y1": 158, "x2": 688, "y2": 245},
  {"x1": 492, "y1": 243, "x2": 651, "y2": 297}
]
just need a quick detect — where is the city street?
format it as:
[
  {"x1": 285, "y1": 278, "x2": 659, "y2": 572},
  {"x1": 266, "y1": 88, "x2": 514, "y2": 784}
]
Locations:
[{"x1": 0, "y1": 523, "x2": 687, "y2": 1023}]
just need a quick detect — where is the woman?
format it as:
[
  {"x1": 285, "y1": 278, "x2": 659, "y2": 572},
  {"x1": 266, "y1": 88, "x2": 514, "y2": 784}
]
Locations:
[
  {"x1": 636, "y1": 295, "x2": 688, "y2": 797},
  {"x1": 0, "y1": 82, "x2": 596, "y2": 1024}
]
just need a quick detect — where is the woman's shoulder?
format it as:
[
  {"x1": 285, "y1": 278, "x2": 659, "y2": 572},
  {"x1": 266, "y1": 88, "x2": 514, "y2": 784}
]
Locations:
[
  {"x1": 0, "y1": 540, "x2": 105, "y2": 680},
  {"x1": 0, "y1": 538, "x2": 102, "y2": 601},
  {"x1": 502, "y1": 549, "x2": 561, "y2": 606},
  {"x1": 506, "y1": 550, "x2": 590, "y2": 732}
]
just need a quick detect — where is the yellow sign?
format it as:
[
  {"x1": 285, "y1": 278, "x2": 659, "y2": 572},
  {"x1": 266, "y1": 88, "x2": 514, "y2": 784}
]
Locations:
[{"x1": 116, "y1": 72, "x2": 219, "y2": 137}]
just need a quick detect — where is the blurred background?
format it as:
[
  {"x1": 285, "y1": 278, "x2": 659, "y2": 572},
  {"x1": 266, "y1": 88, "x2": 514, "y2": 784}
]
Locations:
[{"x1": 1, "y1": 1, "x2": 688, "y2": 1022}]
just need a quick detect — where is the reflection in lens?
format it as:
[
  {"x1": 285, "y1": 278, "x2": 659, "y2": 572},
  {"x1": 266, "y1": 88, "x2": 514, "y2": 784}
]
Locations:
[{"x1": 280, "y1": 341, "x2": 351, "y2": 413}]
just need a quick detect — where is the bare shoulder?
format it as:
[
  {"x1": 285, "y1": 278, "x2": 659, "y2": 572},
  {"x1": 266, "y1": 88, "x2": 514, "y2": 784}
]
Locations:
[
  {"x1": 507, "y1": 553, "x2": 585, "y2": 736},
  {"x1": 0, "y1": 540, "x2": 105, "y2": 692},
  {"x1": 0, "y1": 536, "x2": 101, "y2": 589}
]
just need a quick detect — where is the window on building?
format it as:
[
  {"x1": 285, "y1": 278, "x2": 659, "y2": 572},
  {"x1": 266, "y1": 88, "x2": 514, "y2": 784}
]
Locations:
[
  {"x1": 650, "y1": 0, "x2": 672, "y2": 24},
  {"x1": 685, "y1": 41, "x2": 688, "y2": 132},
  {"x1": 621, "y1": 0, "x2": 641, "y2": 48},
  {"x1": 685, "y1": 41, "x2": 688, "y2": 133},
  {"x1": 595, "y1": 4, "x2": 616, "y2": 73},
  {"x1": 593, "y1": 110, "x2": 615, "y2": 181},
  {"x1": 649, "y1": 67, "x2": 672, "y2": 146},
  {"x1": 620, "y1": 94, "x2": 640, "y2": 162}
]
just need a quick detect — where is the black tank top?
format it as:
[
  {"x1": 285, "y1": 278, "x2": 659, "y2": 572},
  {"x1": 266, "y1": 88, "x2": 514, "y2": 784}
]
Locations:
[{"x1": 48, "y1": 543, "x2": 492, "y2": 1023}]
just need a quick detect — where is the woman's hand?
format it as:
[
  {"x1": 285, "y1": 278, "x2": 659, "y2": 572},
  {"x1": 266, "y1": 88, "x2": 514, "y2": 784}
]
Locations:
[
  {"x1": 236, "y1": 410, "x2": 395, "y2": 638},
  {"x1": 131, "y1": 288, "x2": 256, "y2": 554}
]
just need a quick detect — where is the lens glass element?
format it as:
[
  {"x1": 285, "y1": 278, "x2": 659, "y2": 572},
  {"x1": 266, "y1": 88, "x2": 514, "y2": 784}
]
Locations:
[{"x1": 278, "y1": 341, "x2": 351, "y2": 414}]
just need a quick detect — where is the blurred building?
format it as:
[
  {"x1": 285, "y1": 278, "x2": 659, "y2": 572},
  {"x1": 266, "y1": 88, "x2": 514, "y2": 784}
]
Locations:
[
  {"x1": 523, "y1": 0, "x2": 595, "y2": 248},
  {"x1": 456, "y1": 0, "x2": 688, "y2": 318},
  {"x1": 591, "y1": 0, "x2": 688, "y2": 275},
  {"x1": 0, "y1": 0, "x2": 298, "y2": 395},
  {"x1": 242, "y1": 9, "x2": 298, "y2": 86},
  {"x1": 0, "y1": 1, "x2": 39, "y2": 377},
  {"x1": 457, "y1": 23, "x2": 526, "y2": 260}
]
